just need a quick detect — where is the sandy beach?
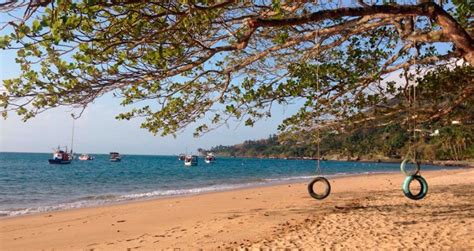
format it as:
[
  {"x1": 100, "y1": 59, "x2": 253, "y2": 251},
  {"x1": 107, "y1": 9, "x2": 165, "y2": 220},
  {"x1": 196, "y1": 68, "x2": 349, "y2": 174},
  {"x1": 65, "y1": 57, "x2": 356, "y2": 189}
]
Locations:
[{"x1": 1, "y1": 168, "x2": 473, "y2": 250}]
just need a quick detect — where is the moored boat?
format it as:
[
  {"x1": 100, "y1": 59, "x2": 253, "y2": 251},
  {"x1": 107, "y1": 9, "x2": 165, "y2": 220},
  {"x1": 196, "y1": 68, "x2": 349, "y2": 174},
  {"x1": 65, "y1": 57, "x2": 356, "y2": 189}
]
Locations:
[
  {"x1": 184, "y1": 155, "x2": 198, "y2": 166},
  {"x1": 178, "y1": 154, "x2": 186, "y2": 161},
  {"x1": 48, "y1": 147, "x2": 72, "y2": 164},
  {"x1": 79, "y1": 154, "x2": 94, "y2": 161},
  {"x1": 204, "y1": 153, "x2": 216, "y2": 164},
  {"x1": 110, "y1": 152, "x2": 121, "y2": 162}
]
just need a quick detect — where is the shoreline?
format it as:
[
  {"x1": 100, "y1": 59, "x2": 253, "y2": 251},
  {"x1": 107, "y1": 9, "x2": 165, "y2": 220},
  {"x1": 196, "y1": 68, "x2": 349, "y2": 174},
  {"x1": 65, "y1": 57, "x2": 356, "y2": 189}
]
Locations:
[
  {"x1": 221, "y1": 156, "x2": 474, "y2": 167},
  {"x1": 341, "y1": 159, "x2": 474, "y2": 168},
  {"x1": 0, "y1": 170, "x2": 394, "y2": 219},
  {"x1": 1, "y1": 165, "x2": 467, "y2": 219},
  {"x1": 1, "y1": 168, "x2": 472, "y2": 250}
]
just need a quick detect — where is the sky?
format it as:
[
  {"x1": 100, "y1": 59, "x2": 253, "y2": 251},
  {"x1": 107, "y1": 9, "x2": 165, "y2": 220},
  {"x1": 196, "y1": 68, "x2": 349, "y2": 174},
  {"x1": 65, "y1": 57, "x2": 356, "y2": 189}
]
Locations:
[
  {"x1": 0, "y1": 47, "x2": 298, "y2": 155},
  {"x1": 0, "y1": 97, "x2": 294, "y2": 155}
]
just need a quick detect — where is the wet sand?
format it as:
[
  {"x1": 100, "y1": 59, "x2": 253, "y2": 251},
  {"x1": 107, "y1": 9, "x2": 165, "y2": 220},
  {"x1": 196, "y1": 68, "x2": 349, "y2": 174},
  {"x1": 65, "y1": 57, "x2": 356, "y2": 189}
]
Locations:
[{"x1": 1, "y1": 168, "x2": 473, "y2": 250}]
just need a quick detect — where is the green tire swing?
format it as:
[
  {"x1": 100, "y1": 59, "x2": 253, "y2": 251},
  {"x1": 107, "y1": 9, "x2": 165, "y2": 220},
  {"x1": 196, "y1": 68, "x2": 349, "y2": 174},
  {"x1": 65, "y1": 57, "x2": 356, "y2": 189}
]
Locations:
[
  {"x1": 400, "y1": 66, "x2": 428, "y2": 200},
  {"x1": 402, "y1": 174, "x2": 428, "y2": 200}
]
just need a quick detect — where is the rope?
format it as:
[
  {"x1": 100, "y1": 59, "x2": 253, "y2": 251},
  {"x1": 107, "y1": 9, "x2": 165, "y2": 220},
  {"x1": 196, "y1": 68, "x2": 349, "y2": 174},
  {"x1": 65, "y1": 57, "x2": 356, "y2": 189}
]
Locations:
[
  {"x1": 412, "y1": 55, "x2": 420, "y2": 174},
  {"x1": 314, "y1": 33, "x2": 322, "y2": 176},
  {"x1": 316, "y1": 131, "x2": 321, "y2": 175},
  {"x1": 405, "y1": 62, "x2": 417, "y2": 162},
  {"x1": 413, "y1": 79, "x2": 417, "y2": 161},
  {"x1": 316, "y1": 63, "x2": 321, "y2": 175},
  {"x1": 407, "y1": 50, "x2": 420, "y2": 174}
]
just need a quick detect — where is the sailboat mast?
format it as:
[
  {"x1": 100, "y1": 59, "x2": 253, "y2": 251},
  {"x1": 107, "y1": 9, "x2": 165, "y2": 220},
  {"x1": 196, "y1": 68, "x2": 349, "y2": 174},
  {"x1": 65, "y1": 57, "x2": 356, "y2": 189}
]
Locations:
[{"x1": 70, "y1": 119, "x2": 75, "y2": 154}]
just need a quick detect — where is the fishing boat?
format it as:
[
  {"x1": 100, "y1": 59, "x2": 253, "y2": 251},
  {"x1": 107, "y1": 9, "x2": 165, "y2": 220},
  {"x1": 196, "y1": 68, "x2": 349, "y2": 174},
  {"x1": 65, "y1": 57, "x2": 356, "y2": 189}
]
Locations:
[
  {"x1": 184, "y1": 155, "x2": 198, "y2": 166},
  {"x1": 48, "y1": 119, "x2": 76, "y2": 164},
  {"x1": 79, "y1": 154, "x2": 94, "y2": 161},
  {"x1": 48, "y1": 147, "x2": 72, "y2": 164},
  {"x1": 178, "y1": 153, "x2": 186, "y2": 161},
  {"x1": 204, "y1": 153, "x2": 216, "y2": 164},
  {"x1": 109, "y1": 152, "x2": 122, "y2": 162}
]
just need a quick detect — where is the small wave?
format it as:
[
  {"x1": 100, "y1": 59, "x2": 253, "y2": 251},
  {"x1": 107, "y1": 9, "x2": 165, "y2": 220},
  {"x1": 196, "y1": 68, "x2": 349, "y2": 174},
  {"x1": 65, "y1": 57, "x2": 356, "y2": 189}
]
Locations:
[
  {"x1": 263, "y1": 175, "x2": 314, "y2": 182},
  {"x1": 0, "y1": 199, "x2": 115, "y2": 217},
  {"x1": 69, "y1": 194, "x2": 119, "y2": 202},
  {"x1": 120, "y1": 183, "x2": 258, "y2": 199},
  {"x1": 0, "y1": 183, "x2": 266, "y2": 217}
]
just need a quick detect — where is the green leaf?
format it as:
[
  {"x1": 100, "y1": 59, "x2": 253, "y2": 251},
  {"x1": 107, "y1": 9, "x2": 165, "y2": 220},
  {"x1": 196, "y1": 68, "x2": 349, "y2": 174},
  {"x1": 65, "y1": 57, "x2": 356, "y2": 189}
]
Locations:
[{"x1": 32, "y1": 20, "x2": 41, "y2": 33}]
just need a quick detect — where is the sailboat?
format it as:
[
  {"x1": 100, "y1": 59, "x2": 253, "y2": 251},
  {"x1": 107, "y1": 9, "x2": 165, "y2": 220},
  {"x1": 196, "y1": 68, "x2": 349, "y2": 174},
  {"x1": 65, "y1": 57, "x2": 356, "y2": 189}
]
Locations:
[
  {"x1": 48, "y1": 118, "x2": 76, "y2": 164},
  {"x1": 48, "y1": 146, "x2": 72, "y2": 164},
  {"x1": 69, "y1": 118, "x2": 75, "y2": 160}
]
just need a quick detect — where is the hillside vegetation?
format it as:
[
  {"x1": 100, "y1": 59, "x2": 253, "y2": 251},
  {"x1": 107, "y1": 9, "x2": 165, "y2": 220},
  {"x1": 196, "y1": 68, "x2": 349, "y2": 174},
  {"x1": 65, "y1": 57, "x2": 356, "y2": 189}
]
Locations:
[{"x1": 207, "y1": 123, "x2": 473, "y2": 162}]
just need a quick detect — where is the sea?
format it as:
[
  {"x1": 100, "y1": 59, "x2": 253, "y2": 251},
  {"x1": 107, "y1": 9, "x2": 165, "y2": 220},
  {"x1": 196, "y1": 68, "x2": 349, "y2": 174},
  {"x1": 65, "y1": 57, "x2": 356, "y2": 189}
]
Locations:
[{"x1": 0, "y1": 152, "x2": 452, "y2": 217}]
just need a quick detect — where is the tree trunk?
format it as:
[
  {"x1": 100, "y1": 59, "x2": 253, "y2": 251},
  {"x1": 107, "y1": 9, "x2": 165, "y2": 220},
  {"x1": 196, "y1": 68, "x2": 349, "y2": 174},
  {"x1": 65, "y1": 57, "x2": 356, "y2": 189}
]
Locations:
[{"x1": 430, "y1": 4, "x2": 474, "y2": 65}]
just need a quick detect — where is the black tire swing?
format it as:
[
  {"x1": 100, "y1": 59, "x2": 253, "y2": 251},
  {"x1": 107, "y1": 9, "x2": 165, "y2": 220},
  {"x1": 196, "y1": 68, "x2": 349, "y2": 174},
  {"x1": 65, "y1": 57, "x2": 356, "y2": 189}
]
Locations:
[
  {"x1": 307, "y1": 134, "x2": 331, "y2": 200},
  {"x1": 307, "y1": 62, "x2": 331, "y2": 200},
  {"x1": 308, "y1": 176, "x2": 331, "y2": 200},
  {"x1": 400, "y1": 68, "x2": 428, "y2": 200}
]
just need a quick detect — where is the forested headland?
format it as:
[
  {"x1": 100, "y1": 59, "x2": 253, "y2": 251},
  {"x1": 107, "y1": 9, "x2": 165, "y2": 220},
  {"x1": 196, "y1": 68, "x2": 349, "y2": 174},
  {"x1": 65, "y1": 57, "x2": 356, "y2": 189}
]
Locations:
[{"x1": 206, "y1": 123, "x2": 473, "y2": 161}]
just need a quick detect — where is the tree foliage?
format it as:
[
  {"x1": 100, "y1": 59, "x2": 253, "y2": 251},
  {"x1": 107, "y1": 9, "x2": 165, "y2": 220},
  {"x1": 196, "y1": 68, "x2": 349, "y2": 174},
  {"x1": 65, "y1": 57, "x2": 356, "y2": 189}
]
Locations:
[{"x1": 0, "y1": 0, "x2": 472, "y2": 136}]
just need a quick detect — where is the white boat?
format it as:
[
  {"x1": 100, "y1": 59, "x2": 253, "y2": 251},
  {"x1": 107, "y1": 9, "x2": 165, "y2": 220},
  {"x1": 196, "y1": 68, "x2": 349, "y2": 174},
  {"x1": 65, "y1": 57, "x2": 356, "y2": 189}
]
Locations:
[
  {"x1": 184, "y1": 155, "x2": 198, "y2": 166},
  {"x1": 205, "y1": 154, "x2": 216, "y2": 164},
  {"x1": 79, "y1": 154, "x2": 94, "y2": 161}
]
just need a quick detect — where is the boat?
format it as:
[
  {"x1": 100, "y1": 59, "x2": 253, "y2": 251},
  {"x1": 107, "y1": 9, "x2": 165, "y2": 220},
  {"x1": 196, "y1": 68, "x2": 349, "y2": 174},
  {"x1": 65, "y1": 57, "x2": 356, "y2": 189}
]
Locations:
[
  {"x1": 109, "y1": 152, "x2": 121, "y2": 162},
  {"x1": 204, "y1": 153, "x2": 216, "y2": 164},
  {"x1": 184, "y1": 155, "x2": 198, "y2": 166},
  {"x1": 178, "y1": 153, "x2": 186, "y2": 161},
  {"x1": 49, "y1": 119, "x2": 76, "y2": 164},
  {"x1": 48, "y1": 147, "x2": 72, "y2": 164},
  {"x1": 79, "y1": 154, "x2": 94, "y2": 161}
]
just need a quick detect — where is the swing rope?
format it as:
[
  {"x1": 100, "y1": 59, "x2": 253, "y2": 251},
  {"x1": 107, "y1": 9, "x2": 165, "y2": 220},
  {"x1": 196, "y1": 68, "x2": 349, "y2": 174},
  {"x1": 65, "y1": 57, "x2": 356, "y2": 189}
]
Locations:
[
  {"x1": 405, "y1": 61, "x2": 417, "y2": 163},
  {"x1": 412, "y1": 55, "x2": 421, "y2": 175},
  {"x1": 316, "y1": 62, "x2": 321, "y2": 176},
  {"x1": 410, "y1": 51, "x2": 419, "y2": 164},
  {"x1": 400, "y1": 50, "x2": 423, "y2": 177},
  {"x1": 412, "y1": 72, "x2": 416, "y2": 159},
  {"x1": 401, "y1": 47, "x2": 428, "y2": 200}
]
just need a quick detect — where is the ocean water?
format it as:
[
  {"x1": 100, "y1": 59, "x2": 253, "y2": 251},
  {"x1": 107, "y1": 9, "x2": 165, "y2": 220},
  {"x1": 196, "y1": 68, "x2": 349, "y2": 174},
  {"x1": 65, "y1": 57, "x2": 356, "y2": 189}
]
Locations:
[{"x1": 0, "y1": 152, "x2": 449, "y2": 217}]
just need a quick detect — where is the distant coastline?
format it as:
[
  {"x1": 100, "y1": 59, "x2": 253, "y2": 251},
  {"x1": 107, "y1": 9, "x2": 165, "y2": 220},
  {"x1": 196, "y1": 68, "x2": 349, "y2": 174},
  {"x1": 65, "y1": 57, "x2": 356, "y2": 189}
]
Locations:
[
  {"x1": 205, "y1": 125, "x2": 473, "y2": 168},
  {"x1": 211, "y1": 154, "x2": 474, "y2": 168}
]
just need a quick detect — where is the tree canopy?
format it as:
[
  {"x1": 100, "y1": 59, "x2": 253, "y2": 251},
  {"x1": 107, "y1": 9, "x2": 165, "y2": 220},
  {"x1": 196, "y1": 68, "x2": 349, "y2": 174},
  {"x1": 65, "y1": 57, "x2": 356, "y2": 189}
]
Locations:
[{"x1": 0, "y1": 0, "x2": 472, "y2": 136}]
